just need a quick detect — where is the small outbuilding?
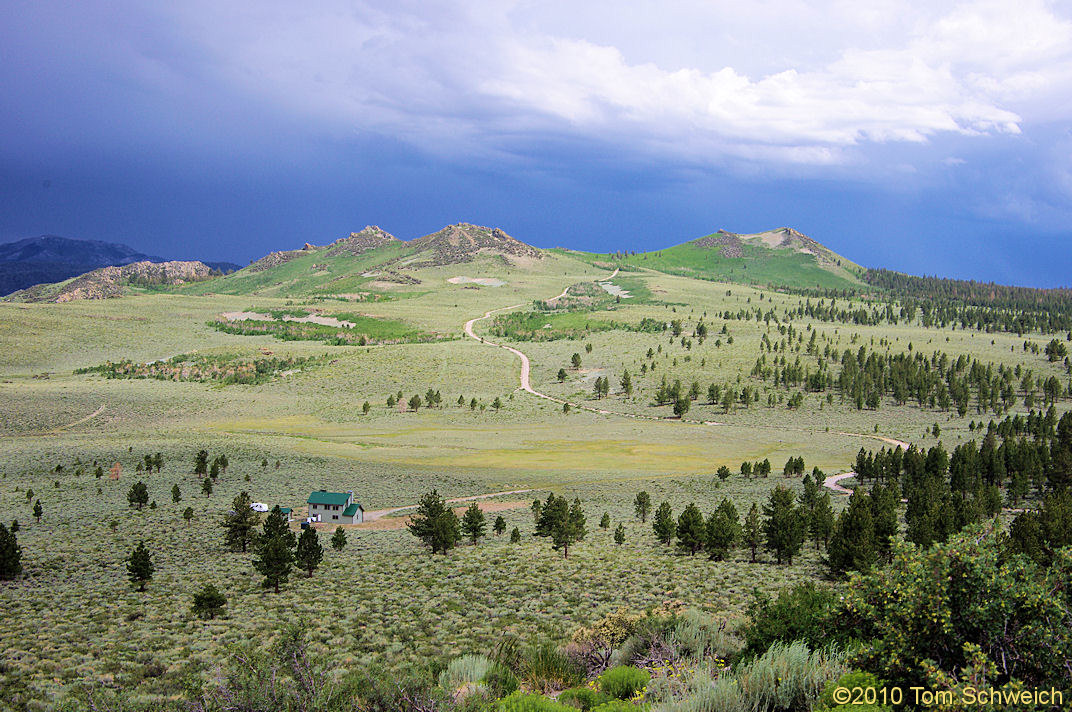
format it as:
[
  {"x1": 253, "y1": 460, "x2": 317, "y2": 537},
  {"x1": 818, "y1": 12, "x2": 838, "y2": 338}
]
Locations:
[{"x1": 307, "y1": 490, "x2": 363, "y2": 524}]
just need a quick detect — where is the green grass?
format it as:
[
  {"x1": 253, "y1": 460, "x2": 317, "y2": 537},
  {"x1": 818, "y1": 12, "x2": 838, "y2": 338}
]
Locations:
[
  {"x1": 556, "y1": 241, "x2": 863, "y2": 291},
  {"x1": 209, "y1": 311, "x2": 443, "y2": 345},
  {"x1": 1, "y1": 248, "x2": 1069, "y2": 706}
]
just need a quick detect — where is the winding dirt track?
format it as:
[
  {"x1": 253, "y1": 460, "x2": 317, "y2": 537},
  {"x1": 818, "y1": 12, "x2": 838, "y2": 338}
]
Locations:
[
  {"x1": 463, "y1": 275, "x2": 917, "y2": 497},
  {"x1": 53, "y1": 404, "x2": 106, "y2": 432}
]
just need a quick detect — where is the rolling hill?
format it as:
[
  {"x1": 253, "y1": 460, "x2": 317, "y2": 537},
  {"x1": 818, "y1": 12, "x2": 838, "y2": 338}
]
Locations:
[
  {"x1": 560, "y1": 227, "x2": 865, "y2": 291},
  {"x1": 7, "y1": 223, "x2": 866, "y2": 300}
]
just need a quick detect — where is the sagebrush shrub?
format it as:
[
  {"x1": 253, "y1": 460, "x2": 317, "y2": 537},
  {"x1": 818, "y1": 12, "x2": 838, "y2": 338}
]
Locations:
[
  {"x1": 558, "y1": 686, "x2": 610, "y2": 711},
  {"x1": 597, "y1": 666, "x2": 650, "y2": 700}
]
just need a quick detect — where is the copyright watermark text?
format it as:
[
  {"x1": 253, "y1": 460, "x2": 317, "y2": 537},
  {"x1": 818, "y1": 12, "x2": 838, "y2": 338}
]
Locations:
[{"x1": 831, "y1": 685, "x2": 1064, "y2": 707}]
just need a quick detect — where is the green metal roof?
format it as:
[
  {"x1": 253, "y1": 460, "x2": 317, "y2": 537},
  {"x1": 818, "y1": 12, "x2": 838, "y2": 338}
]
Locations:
[
  {"x1": 342, "y1": 503, "x2": 363, "y2": 517},
  {"x1": 307, "y1": 491, "x2": 351, "y2": 506},
  {"x1": 279, "y1": 507, "x2": 292, "y2": 514}
]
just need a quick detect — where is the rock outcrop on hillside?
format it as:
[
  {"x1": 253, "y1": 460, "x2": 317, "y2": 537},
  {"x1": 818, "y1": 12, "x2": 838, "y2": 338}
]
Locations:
[
  {"x1": 10, "y1": 260, "x2": 216, "y2": 302},
  {"x1": 325, "y1": 226, "x2": 400, "y2": 257},
  {"x1": 406, "y1": 223, "x2": 542, "y2": 266},
  {"x1": 695, "y1": 230, "x2": 744, "y2": 258},
  {"x1": 246, "y1": 249, "x2": 306, "y2": 273}
]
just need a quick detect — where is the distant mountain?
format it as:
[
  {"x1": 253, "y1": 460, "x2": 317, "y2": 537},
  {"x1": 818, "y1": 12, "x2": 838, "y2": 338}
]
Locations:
[{"x1": 0, "y1": 235, "x2": 239, "y2": 295}]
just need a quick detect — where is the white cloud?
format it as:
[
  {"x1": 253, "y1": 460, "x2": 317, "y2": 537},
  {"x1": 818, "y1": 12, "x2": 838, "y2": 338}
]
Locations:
[{"x1": 145, "y1": 1, "x2": 1072, "y2": 165}]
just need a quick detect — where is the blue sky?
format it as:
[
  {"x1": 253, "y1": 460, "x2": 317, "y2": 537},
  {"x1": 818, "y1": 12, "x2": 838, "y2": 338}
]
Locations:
[{"x1": 2, "y1": 1, "x2": 1072, "y2": 286}]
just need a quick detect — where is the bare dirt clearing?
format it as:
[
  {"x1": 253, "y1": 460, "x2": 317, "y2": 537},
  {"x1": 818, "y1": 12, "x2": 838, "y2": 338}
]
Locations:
[
  {"x1": 220, "y1": 311, "x2": 357, "y2": 328},
  {"x1": 447, "y1": 276, "x2": 506, "y2": 287},
  {"x1": 352, "y1": 500, "x2": 529, "y2": 531}
]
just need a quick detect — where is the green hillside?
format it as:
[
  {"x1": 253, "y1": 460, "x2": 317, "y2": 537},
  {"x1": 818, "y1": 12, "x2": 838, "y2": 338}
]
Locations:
[
  {"x1": 180, "y1": 222, "x2": 554, "y2": 299},
  {"x1": 562, "y1": 227, "x2": 865, "y2": 291}
]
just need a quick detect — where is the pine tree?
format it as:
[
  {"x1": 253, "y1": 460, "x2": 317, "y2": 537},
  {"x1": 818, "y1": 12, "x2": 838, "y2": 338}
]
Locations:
[
  {"x1": 705, "y1": 511, "x2": 736, "y2": 561},
  {"x1": 510, "y1": 527, "x2": 521, "y2": 543},
  {"x1": 0, "y1": 523, "x2": 22, "y2": 580},
  {"x1": 653, "y1": 501, "x2": 676, "y2": 545},
  {"x1": 201, "y1": 477, "x2": 213, "y2": 497},
  {"x1": 218, "y1": 454, "x2": 229, "y2": 473},
  {"x1": 762, "y1": 486, "x2": 806, "y2": 565},
  {"x1": 531, "y1": 498, "x2": 543, "y2": 524},
  {"x1": 599, "y1": 512, "x2": 611, "y2": 529},
  {"x1": 535, "y1": 494, "x2": 561, "y2": 536},
  {"x1": 810, "y1": 492, "x2": 835, "y2": 550},
  {"x1": 127, "y1": 482, "x2": 149, "y2": 510},
  {"x1": 905, "y1": 473, "x2": 954, "y2": 547},
  {"x1": 407, "y1": 490, "x2": 459, "y2": 554},
  {"x1": 569, "y1": 498, "x2": 586, "y2": 541},
  {"x1": 676, "y1": 503, "x2": 705, "y2": 555},
  {"x1": 613, "y1": 523, "x2": 625, "y2": 545},
  {"x1": 183, "y1": 507, "x2": 194, "y2": 524},
  {"x1": 673, "y1": 395, "x2": 690, "y2": 418},
  {"x1": 222, "y1": 491, "x2": 261, "y2": 553},
  {"x1": 557, "y1": 368, "x2": 568, "y2": 382},
  {"x1": 869, "y1": 482, "x2": 900, "y2": 559},
  {"x1": 826, "y1": 491, "x2": 877, "y2": 575},
  {"x1": 493, "y1": 515, "x2": 506, "y2": 536},
  {"x1": 33, "y1": 500, "x2": 42, "y2": 523},
  {"x1": 331, "y1": 527, "x2": 347, "y2": 551},
  {"x1": 634, "y1": 491, "x2": 652, "y2": 522},
  {"x1": 548, "y1": 498, "x2": 585, "y2": 557},
  {"x1": 705, "y1": 497, "x2": 741, "y2": 561},
  {"x1": 191, "y1": 583, "x2": 227, "y2": 619},
  {"x1": 194, "y1": 450, "x2": 209, "y2": 476},
  {"x1": 171, "y1": 484, "x2": 181, "y2": 504},
  {"x1": 254, "y1": 533, "x2": 293, "y2": 592},
  {"x1": 408, "y1": 394, "x2": 422, "y2": 411},
  {"x1": 295, "y1": 526, "x2": 323, "y2": 577},
  {"x1": 258, "y1": 506, "x2": 296, "y2": 552},
  {"x1": 126, "y1": 541, "x2": 154, "y2": 591},
  {"x1": 461, "y1": 502, "x2": 487, "y2": 544},
  {"x1": 492, "y1": 397, "x2": 503, "y2": 411},
  {"x1": 620, "y1": 370, "x2": 633, "y2": 397},
  {"x1": 716, "y1": 465, "x2": 732, "y2": 481},
  {"x1": 743, "y1": 503, "x2": 761, "y2": 562}
]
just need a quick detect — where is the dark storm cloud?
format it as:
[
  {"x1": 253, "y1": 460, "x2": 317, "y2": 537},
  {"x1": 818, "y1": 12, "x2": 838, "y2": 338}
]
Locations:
[{"x1": 2, "y1": 1, "x2": 1072, "y2": 284}]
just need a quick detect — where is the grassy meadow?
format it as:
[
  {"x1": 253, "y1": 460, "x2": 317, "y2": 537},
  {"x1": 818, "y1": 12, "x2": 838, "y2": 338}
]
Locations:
[{"x1": 1, "y1": 248, "x2": 1068, "y2": 707}]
